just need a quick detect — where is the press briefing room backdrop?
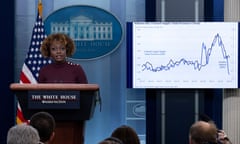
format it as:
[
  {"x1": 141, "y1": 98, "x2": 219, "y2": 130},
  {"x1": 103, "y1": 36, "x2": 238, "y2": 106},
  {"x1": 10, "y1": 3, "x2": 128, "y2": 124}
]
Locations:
[{"x1": 1, "y1": 0, "x2": 240, "y2": 144}]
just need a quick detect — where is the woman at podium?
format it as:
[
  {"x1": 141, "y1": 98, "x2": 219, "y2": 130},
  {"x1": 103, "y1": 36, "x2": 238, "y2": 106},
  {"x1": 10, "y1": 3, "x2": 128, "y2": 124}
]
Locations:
[
  {"x1": 38, "y1": 33, "x2": 88, "y2": 83},
  {"x1": 36, "y1": 33, "x2": 89, "y2": 144}
]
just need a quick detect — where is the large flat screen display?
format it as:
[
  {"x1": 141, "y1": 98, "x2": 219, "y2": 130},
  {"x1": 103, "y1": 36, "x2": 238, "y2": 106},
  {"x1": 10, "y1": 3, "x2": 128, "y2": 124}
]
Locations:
[{"x1": 127, "y1": 22, "x2": 239, "y2": 88}]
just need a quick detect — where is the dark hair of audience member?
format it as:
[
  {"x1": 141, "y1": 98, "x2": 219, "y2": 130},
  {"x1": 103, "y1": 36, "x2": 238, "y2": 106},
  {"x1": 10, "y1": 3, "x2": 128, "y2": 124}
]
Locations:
[
  {"x1": 99, "y1": 137, "x2": 124, "y2": 144},
  {"x1": 111, "y1": 125, "x2": 140, "y2": 144},
  {"x1": 30, "y1": 111, "x2": 56, "y2": 143}
]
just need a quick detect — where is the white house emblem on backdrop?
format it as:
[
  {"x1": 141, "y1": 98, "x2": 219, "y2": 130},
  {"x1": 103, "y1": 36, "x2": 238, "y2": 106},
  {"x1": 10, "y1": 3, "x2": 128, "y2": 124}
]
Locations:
[{"x1": 44, "y1": 5, "x2": 123, "y2": 60}]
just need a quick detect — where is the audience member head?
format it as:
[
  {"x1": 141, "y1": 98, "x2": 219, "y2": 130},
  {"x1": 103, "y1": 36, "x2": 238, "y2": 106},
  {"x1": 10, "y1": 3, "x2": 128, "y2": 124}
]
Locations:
[
  {"x1": 30, "y1": 111, "x2": 56, "y2": 143},
  {"x1": 110, "y1": 125, "x2": 140, "y2": 144},
  {"x1": 189, "y1": 120, "x2": 218, "y2": 144},
  {"x1": 199, "y1": 114, "x2": 232, "y2": 144},
  {"x1": 7, "y1": 123, "x2": 40, "y2": 144},
  {"x1": 98, "y1": 137, "x2": 124, "y2": 144}
]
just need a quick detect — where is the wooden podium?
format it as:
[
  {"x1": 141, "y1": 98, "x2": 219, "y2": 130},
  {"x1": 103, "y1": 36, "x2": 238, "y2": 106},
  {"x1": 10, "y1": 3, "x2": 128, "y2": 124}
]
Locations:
[{"x1": 10, "y1": 83, "x2": 100, "y2": 144}]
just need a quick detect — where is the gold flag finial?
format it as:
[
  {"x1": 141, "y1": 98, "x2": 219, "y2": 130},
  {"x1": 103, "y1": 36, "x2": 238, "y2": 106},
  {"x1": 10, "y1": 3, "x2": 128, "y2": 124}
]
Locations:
[{"x1": 38, "y1": 0, "x2": 43, "y2": 17}]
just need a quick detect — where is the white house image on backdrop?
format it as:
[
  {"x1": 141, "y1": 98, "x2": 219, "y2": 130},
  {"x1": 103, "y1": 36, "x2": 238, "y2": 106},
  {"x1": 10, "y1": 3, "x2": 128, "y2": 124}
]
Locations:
[{"x1": 50, "y1": 15, "x2": 113, "y2": 41}]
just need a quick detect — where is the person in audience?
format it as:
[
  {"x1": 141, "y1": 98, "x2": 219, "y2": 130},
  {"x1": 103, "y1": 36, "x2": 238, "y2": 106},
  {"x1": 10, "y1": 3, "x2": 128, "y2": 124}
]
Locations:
[
  {"x1": 199, "y1": 114, "x2": 232, "y2": 144},
  {"x1": 98, "y1": 137, "x2": 124, "y2": 144},
  {"x1": 110, "y1": 125, "x2": 140, "y2": 144},
  {"x1": 189, "y1": 120, "x2": 218, "y2": 144},
  {"x1": 7, "y1": 123, "x2": 40, "y2": 144},
  {"x1": 38, "y1": 33, "x2": 88, "y2": 83},
  {"x1": 30, "y1": 111, "x2": 56, "y2": 144}
]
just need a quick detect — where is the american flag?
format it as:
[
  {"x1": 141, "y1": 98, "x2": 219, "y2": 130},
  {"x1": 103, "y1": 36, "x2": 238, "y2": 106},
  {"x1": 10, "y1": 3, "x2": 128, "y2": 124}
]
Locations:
[{"x1": 17, "y1": 3, "x2": 51, "y2": 124}]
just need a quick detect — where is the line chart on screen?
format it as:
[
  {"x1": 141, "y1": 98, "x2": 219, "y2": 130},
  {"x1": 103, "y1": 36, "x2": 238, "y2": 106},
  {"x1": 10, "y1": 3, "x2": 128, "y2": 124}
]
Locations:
[{"x1": 129, "y1": 22, "x2": 239, "y2": 88}]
